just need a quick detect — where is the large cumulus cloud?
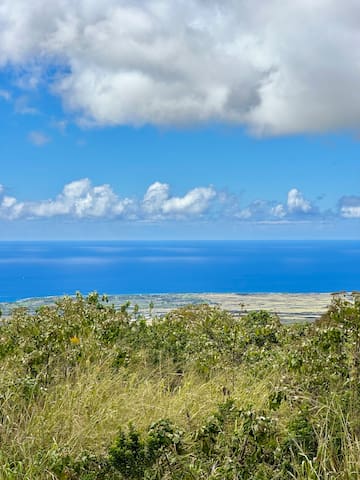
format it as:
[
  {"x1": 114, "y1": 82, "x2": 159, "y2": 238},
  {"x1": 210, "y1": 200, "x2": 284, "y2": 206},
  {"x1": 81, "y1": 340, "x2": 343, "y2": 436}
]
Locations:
[{"x1": 1, "y1": 0, "x2": 360, "y2": 134}]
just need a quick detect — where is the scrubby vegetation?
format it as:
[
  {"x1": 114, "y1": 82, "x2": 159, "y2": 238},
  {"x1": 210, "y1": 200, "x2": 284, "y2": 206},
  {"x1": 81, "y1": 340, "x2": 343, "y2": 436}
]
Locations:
[{"x1": 1, "y1": 292, "x2": 360, "y2": 479}]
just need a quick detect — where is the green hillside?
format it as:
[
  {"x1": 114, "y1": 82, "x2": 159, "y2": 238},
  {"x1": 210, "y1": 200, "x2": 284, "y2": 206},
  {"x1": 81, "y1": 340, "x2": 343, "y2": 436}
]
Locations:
[{"x1": 1, "y1": 292, "x2": 359, "y2": 479}]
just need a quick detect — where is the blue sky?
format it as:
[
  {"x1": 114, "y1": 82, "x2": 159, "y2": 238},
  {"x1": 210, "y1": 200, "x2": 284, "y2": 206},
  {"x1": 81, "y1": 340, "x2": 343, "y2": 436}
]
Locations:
[{"x1": 1, "y1": 0, "x2": 360, "y2": 240}]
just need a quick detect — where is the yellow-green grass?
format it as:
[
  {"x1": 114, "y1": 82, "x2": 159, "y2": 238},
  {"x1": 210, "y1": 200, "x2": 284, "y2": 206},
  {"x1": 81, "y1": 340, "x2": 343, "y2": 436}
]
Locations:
[
  {"x1": 2, "y1": 294, "x2": 360, "y2": 479},
  {"x1": 0, "y1": 355, "x2": 276, "y2": 478}
]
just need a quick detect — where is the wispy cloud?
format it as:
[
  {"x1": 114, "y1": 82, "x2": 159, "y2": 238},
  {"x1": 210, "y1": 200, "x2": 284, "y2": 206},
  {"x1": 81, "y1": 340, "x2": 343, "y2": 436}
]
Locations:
[
  {"x1": 0, "y1": 89, "x2": 11, "y2": 101},
  {"x1": 51, "y1": 119, "x2": 67, "y2": 134},
  {"x1": 14, "y1": 96, "x2": 38, "y2": 115},
  {"x1": 28, "y1": 131, "x2": 51, "y2": 146}
]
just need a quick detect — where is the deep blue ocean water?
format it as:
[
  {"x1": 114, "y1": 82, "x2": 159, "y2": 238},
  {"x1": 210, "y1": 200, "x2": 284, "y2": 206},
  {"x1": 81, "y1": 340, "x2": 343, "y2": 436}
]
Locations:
[{"x1": 0, "y1": 241, "x2": 359, "y2": 302}]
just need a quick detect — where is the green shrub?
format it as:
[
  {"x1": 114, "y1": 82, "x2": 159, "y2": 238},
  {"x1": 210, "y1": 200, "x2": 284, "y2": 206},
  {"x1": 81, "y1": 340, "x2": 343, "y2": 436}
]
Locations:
[{"x1": 1, "y1": 293, "x2": 360, "y2": 479}]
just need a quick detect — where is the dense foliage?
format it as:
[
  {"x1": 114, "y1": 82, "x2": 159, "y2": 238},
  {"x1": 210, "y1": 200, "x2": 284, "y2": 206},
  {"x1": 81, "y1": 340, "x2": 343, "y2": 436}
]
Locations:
[{"x1": 1, "y1": 292, "x2": 360, "y2": 478}]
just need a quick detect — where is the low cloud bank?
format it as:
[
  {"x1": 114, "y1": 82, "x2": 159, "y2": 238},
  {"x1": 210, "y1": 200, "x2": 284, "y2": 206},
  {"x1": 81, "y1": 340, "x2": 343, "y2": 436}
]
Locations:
[
  {"x1": 0, "y1": 179, "x2": 356, "y2": 223},
  {"x1": 0, "y1": 179, "x2": 216, "y2": 220}
]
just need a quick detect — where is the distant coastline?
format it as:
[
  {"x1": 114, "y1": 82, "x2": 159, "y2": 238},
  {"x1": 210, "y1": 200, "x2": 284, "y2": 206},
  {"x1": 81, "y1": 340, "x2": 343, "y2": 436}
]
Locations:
[{"x1": 0, "y1": 292, "x2": 339, "y2": 324}]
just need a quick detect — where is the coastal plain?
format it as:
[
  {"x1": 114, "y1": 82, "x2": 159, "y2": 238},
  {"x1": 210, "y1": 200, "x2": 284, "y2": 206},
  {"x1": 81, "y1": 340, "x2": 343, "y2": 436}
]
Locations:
[{"x1": 1, "y1": 292, "x2": 335, "y2": 323}]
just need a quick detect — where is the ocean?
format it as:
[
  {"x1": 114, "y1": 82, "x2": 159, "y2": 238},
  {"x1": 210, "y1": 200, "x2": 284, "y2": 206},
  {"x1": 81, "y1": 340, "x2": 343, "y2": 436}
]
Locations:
[{"x1": 0, "y1": 241, "x2": 359, "y2": 302}]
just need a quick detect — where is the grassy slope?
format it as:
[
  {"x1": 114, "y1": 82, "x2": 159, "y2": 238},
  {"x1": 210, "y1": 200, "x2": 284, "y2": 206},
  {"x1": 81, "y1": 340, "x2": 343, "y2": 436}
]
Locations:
[{"x1": 1, "y1": 293, "x2": 360, "y2": 479}]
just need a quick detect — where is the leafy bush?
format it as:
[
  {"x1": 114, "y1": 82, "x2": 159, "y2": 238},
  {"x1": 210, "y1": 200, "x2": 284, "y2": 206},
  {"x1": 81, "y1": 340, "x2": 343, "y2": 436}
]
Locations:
[{"x1": 1, "y1": 293, "x2": 360, "y2": 478}]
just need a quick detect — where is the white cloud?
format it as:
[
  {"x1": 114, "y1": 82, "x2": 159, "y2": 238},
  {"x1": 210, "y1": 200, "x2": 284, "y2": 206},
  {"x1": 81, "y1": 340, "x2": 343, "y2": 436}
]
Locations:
[
  {"x1": 0, "y1": 193, "x2": 22, "y2": 220},
  {"x1": 28, "y1": 130, "x2": 51, "y2": 146},
  {"x1": 287, "y1": 188, "x2": 313, "y2": 214},
  {"x1": 271, "y1": 204, "x2": 286, "y2": 218},
  {"x1": 233, "y1": 188, "x2": 315, "y2": 221},
  {"x1": 269, "y1": 188, "x2": 314, "y2": 219},
  {"x1": 235, "y1": 200, "x2": 274, "y2": 220},
  {"x1": 2, "y1": 196, "x2": 17, "y2": 208},
  {"x1": 341, "y1": 206, "x2": 360, "y2": 218},
  {"x1": 0, "y1": 179, "x2": 216, "y2": 220},
  {"x1": 339, "y1": 196, "x2": 360, "y2": 218},
  {"x1": 143, "y1": 182, "x2": 216, "y2": 217},
  {"x1": 235, "y1": 208, "x2": 252, "y2": 220},
  {"x1": 143, "y1": 182, "x2": 170, "y2": 215},
  {"x1": 26, "y1": 179, "x2": 133, "y2": 219},
  {"x1": 1, "y1": 1, "x2": 360, "y2": 133},
  {"x1": 1, "y1": 180, "x2": 358, "y2": 223}
]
